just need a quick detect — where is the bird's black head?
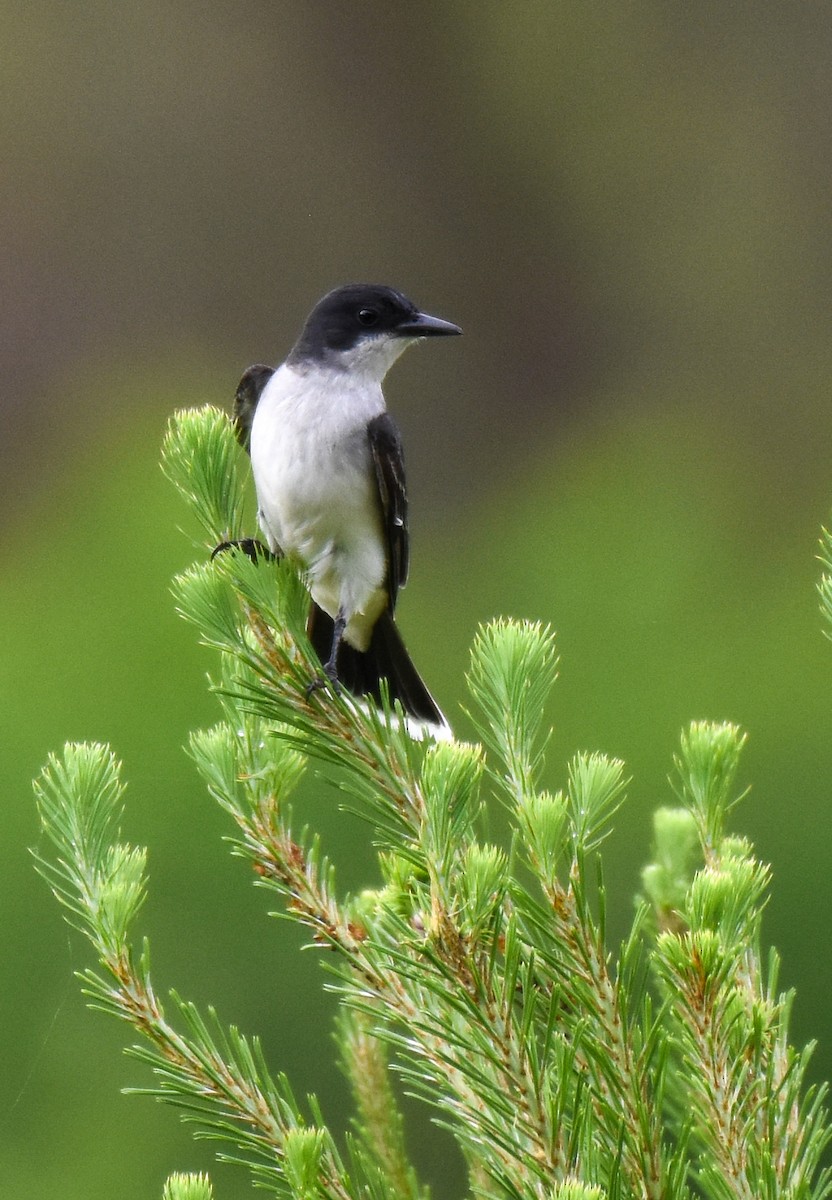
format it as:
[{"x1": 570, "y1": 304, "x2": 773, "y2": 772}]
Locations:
[{"x1": 287, "y1": 283, "x2": 461, "y2": 370}]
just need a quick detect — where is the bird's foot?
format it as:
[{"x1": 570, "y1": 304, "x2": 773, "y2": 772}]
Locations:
[
  {"x1": 305, "y1": 662, "x2": 342, "y2": 699},
  {"x1": 211, "y1": 537, "x2": 274, "y2": 564}
]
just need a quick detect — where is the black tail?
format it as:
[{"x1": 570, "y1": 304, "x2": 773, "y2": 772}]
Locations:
[{"x1": 307, "y1": 604, "x2": 449, "y2": 732}]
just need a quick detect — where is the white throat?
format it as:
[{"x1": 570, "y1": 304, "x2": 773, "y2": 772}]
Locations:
[{"x1": 329, "y1": 333, "x2": 416, "y2": 384}]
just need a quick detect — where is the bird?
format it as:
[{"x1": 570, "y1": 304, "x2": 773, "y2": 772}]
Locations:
[{"x1": 231, "y1": 283, "x2": 461, "y2": 737}]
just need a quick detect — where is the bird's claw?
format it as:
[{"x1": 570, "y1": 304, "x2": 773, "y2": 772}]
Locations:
[
  {"x1": 211, "y1": 537, "x2": 274, "y2": 564},
  {"x1": 305, "y1": 667, "x2": 342, "y2": 700}
]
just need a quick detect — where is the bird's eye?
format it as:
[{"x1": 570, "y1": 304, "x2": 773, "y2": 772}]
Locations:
[{"x1": 357, "y1": 308, "x2": 379, "y2": 327}]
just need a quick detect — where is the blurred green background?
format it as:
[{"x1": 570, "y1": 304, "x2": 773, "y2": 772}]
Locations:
[{"x1": 4, "y1": 4, "x2": 832, "y2": 1196}]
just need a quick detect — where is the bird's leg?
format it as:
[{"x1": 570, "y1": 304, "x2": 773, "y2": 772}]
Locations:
[
  {"x1": 211, "y1": 537, "x2": 276, "y2": 564},
  {"x1": 323, "y1": 610, "x2": 346, "y2": 684},
  {"x1": 307, "y1": 609, "x2": 346, "y2": 697}
]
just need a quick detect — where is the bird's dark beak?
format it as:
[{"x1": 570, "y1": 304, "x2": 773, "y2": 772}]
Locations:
[{"x1": 396, "y1": 311, "x2": 462, "y2": 337}]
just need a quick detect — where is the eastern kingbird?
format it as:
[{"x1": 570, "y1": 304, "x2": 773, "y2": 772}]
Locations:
[{"x1": 232, "y1": 283, "x2": 461, "y2": 736}]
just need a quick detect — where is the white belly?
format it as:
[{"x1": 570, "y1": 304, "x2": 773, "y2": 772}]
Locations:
[{"x1": 250, "y1": 364, "x2": 388, "y2": 651}]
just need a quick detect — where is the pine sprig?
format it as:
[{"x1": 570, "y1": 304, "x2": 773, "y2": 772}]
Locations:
[
  {"x1": 162, "y1": 1173, "x2": 214, "y2": 1200},
  {"x1": 653, "y1": 722, "x2": 832, "y2": 1200},
  {"x1": 466, "y1": 617, "x2": 558, "y2": 805},
  {"x1": 34, "y1": 743, "x2": 359, "y2": 1200},
  {"x1": 161, "y1": 406, "x2": 248, "y2": 546},
  {"x1": 338, "y1": 1008, "x2": 429, "y2": 1200}
]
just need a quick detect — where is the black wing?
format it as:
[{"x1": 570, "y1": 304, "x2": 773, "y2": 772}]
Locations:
[
  {"x1": 233, "y1": 364, "x2": 275, "y2": 453},
  {"x1": 367, "y1": 412, "x2": 409, "y2": 611}
]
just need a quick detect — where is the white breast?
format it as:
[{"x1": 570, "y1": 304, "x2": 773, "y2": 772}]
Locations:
[{"x1": 249, "y1": 362, "x2": 389, "y2": 649}]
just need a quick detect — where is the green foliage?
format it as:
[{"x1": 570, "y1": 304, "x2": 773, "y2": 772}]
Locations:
[
  {"x1": 466, "y1": 617, "x2": 557, "y2": 804},
  {"x1": 640, "y1": 807, "x2": 699, "y2": 922},
  {"x1": 161, "y1": 405, "x2": 248, "y2": 546},
  {"x1": 34, "y1": 407, "x2": 832, "y2": 1200},
  {"x1": 163, "y1": 1174, "x2": 214, "y2": 1200},
  {"x1": 673, "y1": 721, "x2": 747, "y2": 857}
]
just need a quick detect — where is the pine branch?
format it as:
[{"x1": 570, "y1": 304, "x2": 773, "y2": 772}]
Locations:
[
  {"x1": 33, "y1": 743, "x2": 357, "y2": 1200},
  {"x1": 651, "y1": 724, "x2": 832, "y2": 1200},
  {"x1": 31, "y1": 405, "x2": 832, "y2": 1200},
  {"x1": 338, "y1": 1008, "x2": 429, "y2": 1200}
]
